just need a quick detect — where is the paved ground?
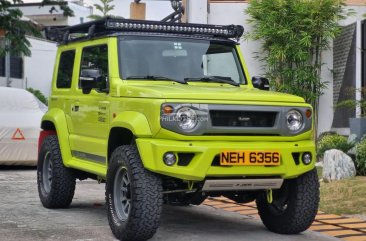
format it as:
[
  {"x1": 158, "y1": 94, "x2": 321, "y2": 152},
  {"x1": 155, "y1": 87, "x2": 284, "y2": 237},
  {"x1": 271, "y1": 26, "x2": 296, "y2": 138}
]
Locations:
[
  {"x1": 204, "y1": 198, "x2": 366, "y2": 241},
  {"x1": 0, "y1": 168, "x2": 341, "y2": 241}
]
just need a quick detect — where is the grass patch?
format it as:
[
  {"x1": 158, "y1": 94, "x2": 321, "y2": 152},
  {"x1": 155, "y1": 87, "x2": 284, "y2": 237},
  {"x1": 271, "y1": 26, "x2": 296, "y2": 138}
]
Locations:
[
  {"x1": 316, "y1": 166, "x2": 323, "y2": 179},
  {"x1": 320, "y1": 176, "x2": 366, "y2": 215}
]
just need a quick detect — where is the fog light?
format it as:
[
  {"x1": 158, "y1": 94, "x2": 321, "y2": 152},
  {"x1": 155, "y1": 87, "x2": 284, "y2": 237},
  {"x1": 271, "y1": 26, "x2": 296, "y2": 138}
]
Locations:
[
  {"x1": 163, "y1": 152, "x2": 177, "y2": 166},
  {"x1": 302, "y1": 152, "x2": 312, "y2": 165}
]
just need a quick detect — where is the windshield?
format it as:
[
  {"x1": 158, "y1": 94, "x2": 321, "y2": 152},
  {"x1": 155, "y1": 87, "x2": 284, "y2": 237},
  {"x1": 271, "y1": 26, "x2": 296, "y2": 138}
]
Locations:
[{"x1": 118, "y1": 36, "x2": 246, "y2": 84}]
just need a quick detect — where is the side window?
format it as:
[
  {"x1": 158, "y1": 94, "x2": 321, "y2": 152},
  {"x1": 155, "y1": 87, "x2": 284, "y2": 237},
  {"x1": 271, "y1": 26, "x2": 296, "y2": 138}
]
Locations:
[
  {"x1": 56, "y1": 50, "x2": 75, "y2": 88},
  {"x1": 80, "y1": 45, "x2": 108, "y2": 91}
]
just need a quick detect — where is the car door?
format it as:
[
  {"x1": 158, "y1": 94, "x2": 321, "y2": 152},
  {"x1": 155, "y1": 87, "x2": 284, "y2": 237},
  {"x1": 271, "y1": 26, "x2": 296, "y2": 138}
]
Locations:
[
  {"x1": 68, "y1": 43, "x2": 110, "y2": 165},
  {"x1": 54, "y1": 49, "x2": 76, "y2": 136}
]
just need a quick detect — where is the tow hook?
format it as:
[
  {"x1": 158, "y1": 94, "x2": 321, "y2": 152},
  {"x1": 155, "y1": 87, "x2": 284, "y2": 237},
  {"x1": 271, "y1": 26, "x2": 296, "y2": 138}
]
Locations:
[
  {"x1": 187, "y1": 181, "x2": 194, "y2": 191},
  {"x1": 267, "y1": 189, "x2": 273, "y2": 204},
  {"x1": 97, "y1": 176, "x2": 104, "y2": 184}
]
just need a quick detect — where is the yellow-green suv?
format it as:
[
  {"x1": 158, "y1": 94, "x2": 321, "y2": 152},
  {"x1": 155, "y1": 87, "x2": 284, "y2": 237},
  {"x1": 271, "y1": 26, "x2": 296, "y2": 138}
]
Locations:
[{"x1": 37, "y1": 17, "x2": 319, "y2": 241}]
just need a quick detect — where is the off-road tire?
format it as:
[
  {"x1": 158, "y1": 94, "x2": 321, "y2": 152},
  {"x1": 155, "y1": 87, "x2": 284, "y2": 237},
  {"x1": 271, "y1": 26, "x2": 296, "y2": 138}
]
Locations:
[
  {"x1": 37, "y1": 135, "x2": 76, "y2": 208},
  {"x1": 256, "y1": 168, "x2": 319, "y2": 234},
  {"x1": 106, "y1": 145, "x2": 163, "y2": 241}
]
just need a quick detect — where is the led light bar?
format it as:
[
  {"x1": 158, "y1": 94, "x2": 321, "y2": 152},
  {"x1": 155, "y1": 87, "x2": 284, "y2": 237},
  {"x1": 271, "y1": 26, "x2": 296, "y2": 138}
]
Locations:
[
  {"x1": 105, "y1": 18, "x2": 244, "y2": 39},
  {"x1": 47, "y1": 17, "x2": 245, "y2": 44}
]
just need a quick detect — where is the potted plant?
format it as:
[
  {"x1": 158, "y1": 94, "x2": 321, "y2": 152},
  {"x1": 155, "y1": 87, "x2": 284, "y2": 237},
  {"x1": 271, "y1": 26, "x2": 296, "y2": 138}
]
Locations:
[{"x1": 336, "y1": 87, "x2": 366, "y2": 140}]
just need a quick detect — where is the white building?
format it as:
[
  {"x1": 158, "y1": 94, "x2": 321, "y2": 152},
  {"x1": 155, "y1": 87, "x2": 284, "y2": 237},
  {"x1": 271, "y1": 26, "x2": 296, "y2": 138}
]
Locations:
[
  {"x1": 0, "y1": 37, "x2": 56, "y2": 97},
  {"x1": 14, "y1": 1, "x2": 92, "y2": 27},
  {"x1": 0, "y1": 1, "x2": 93, "y2": 97}
]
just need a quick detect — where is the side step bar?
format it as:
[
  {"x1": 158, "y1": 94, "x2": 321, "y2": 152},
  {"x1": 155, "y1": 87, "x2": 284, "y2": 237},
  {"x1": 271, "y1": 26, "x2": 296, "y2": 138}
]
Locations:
[{"x1": 202, "y1": 178, "x2": 284, "y2": 191}]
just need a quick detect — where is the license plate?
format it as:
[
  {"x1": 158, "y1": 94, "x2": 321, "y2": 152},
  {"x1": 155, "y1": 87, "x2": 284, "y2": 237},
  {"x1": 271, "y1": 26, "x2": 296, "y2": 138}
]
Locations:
[{"x1": 220, "y1": 151, "x2": 280, "y2": 166}]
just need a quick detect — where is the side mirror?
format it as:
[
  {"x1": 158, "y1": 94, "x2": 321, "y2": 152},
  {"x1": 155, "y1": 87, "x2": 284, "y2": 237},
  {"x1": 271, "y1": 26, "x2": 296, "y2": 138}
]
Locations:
[
  {"x1": 80, "y1": 68, "x2": 105, "y2": 94},
  {"x1": 252, "y1": 76, "x2": 270, "y2": 91}
]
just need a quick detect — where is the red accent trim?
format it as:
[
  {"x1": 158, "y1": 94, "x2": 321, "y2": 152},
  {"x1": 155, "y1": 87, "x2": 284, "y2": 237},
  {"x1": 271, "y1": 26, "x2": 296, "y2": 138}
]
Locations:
[{"x1": 38, "y1": 130, "x2": 56, "y2": 153}]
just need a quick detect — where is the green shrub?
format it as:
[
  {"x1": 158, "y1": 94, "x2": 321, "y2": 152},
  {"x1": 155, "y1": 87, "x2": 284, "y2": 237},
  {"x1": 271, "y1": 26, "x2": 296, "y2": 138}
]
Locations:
[
  {"x1": 317, "y1": 134, "x2": 353, "y2": 158},
  {"x1": 356, "y1": 139, "x2": 366, "y2": 175},
  {"x1": 27, "y1": 88, "x2": 48, "y2": 106},
  {"x1": 318, "y1": 131, "x2": 337, "y2": 141}
]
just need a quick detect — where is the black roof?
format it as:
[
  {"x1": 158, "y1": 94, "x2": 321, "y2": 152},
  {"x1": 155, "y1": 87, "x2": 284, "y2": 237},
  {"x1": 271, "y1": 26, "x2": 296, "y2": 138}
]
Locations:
[{"x1": 46, "y1": 17, "x2": 244, "y2": 44}]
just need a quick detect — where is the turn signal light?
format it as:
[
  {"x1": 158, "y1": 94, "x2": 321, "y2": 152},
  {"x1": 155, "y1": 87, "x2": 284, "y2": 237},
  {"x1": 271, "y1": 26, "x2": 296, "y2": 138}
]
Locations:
[
  {"x1": 163, "y1": 105, "x2": 174, "y2": 114},
  {"x1": 305, "y1": 109, "x2": 312, "y2": 119}
]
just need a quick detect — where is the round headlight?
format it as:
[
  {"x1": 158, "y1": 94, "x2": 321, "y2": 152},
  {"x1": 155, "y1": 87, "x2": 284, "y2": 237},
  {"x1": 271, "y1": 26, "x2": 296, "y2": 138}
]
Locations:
[
  {"x1": 286, "y1": 110, "x2": 303, "y2": 131},
  {"x1": 176, "y1": 107, "x2": 198, "y2": 130}
]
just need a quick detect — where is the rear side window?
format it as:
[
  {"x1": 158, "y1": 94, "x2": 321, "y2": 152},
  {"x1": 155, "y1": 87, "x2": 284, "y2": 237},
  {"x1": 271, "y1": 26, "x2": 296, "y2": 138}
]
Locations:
[{"x1": 56, "y1": 50, "x2": 75, "y2": 88}]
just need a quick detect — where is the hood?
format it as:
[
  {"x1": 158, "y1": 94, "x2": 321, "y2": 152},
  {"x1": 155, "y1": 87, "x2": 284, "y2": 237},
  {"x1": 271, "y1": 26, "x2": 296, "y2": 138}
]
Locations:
[{"x1": 118, "y1": 82, "x2": 305, "y2": 103}]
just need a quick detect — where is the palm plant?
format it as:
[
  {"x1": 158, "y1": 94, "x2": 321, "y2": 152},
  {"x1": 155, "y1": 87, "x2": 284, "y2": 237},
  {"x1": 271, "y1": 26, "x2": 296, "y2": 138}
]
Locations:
[{"x1": 88, "y1": 0, "x2": 116, "y2": 20}]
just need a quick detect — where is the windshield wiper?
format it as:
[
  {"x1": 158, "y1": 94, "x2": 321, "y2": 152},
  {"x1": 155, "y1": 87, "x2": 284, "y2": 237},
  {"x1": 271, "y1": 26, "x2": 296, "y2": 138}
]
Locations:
[
  {"x1": 184, "y1": 76, "x2": 240, "y2": 87},
  {"x1": 126, "y1": 75, "x2": 187, "y2": 85}
]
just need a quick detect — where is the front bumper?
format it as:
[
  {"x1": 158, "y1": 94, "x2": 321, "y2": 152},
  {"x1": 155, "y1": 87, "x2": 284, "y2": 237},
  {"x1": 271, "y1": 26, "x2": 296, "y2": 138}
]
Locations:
[{"x1": 136, "y1": 138, "x2": 315, "y2": 181}]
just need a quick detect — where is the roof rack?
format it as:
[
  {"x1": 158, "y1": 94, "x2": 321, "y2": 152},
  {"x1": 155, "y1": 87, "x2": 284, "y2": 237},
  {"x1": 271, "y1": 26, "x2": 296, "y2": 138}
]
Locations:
[
  {"x1": 46, "y1": 17, "x2": 244, "y2": 44},
  {"x1": 161, "y1": 0, "x2": 185, "y2": 23}
]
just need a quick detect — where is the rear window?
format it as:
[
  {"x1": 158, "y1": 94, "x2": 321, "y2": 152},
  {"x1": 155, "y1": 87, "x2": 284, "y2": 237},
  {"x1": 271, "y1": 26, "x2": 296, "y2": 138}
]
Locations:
[{"x1": 56, "y1": 50, "x2": 75, "y2": 89}]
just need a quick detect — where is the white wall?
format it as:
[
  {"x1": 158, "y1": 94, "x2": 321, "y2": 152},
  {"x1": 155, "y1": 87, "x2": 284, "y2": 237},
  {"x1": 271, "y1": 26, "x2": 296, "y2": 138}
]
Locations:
[
  {"x1": 208, "y1": 2, "x2": 263, "y2": 78},
  {"x1": 188, "y1": 0, "x2": 208, "y2": 24},
  {"x1": 144, "y1": 2, "x2": 174, "y2": 20},
  {"x1": 68, "y1": 2, "x2": 93, "y2": 25},
  {"x1": 341, "y1": 6, "x2": 366, "y2": 25},
  {"x1": 24, "y1": 38, "x2": 57, "y2": 97},
  {"x1": 17, "y1": 4, "x2": 65, "y2": 16},
  {"x1": 84, "y1": 0, "x2": 172, "y2": 20},
  {"x1": 84, "y1": 0, "x2": 208, "y2": 22},
  {"x1": 0, "y1": 37, "x2": 57, "y2": 97},
  {"x1": 318, "y1": 48, "x2": 334, "y2": 135},
  {"x1": 15, "y1": 2, "x2": 92, "y2": 26}
]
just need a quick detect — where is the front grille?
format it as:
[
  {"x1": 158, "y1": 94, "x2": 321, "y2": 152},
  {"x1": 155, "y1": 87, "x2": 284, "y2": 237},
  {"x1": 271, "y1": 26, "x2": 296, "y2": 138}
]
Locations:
[{"x1": 210, "y1": 110, "x2": 277, "y2": 128}]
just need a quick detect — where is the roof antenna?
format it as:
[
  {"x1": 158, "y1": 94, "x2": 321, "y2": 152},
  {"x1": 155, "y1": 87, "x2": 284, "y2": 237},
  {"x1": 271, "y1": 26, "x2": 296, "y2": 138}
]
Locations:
[
  {"x1": 161, "y1": 0, "x2": 185, "y2": 23},
  {"x1": 62, "y1": 30, "x2": 70, "y2": 43},
  {"x1": 88, "y1": 24, "x2": 96, "y2": 39}
]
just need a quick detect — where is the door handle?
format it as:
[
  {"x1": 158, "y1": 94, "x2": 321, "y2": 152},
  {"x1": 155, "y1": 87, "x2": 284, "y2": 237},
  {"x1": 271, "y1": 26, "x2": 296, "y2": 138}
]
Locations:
[{"x1": 72, "y1": 105, "x2": 79, "y2": 112}]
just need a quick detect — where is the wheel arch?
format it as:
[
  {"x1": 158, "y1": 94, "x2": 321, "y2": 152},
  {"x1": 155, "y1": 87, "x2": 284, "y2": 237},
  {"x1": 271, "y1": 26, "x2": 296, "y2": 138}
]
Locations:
[
  {"x1": 107, "y1": 111, "x2": 153, "y2": 165},
  {"x1": 107, "y1": 127, "x2": 134, "y2": 163},
  {"x1": 41, "y1": 108, "x2": 72, "y2": 165},
  {"x1": 41, "y1": 120, "x2": 56, "y2": 131},
  {"x1": 110, "y1": 111, "x2": 152, "y2": 137}
]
